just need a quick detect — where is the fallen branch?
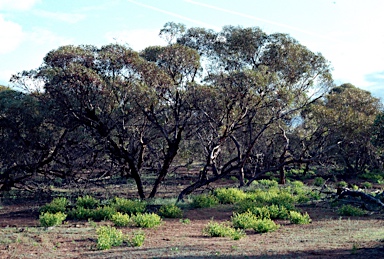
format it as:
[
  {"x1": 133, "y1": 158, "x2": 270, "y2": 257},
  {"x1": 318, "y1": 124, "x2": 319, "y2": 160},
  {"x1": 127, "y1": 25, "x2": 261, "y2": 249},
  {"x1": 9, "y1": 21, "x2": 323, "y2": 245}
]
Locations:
[{"x1": 337, "y1": 188, "x2": 384, "y2": 211}]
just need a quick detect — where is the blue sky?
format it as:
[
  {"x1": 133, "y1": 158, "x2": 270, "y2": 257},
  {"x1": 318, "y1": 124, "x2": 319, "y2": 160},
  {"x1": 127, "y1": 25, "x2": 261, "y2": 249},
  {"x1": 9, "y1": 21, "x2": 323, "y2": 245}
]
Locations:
[{"x1": 1, "y1": 0, "x2": 383, "y2": 100}]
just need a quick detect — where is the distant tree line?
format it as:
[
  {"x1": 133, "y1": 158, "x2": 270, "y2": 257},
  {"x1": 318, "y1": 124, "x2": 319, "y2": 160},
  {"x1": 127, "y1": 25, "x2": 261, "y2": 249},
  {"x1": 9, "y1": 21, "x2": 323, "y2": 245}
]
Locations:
[{"x1": 1, "y1": 22, "x2": 383, "y2": 199}]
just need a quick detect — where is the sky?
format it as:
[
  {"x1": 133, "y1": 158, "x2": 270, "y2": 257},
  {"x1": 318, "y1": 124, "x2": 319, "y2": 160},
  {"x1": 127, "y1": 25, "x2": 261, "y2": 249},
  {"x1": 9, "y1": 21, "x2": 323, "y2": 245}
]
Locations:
[{"x1": 0, "y1": 0, "x2": 383, "y2": 101}]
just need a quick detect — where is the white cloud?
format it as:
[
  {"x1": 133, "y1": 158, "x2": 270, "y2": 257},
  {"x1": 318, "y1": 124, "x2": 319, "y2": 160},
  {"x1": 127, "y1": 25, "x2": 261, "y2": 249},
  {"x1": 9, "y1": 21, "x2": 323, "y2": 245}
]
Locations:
[
  {"x1": 105, "y1": 29, "x2": 166, "y2": 51},
  {"x1": 26, "y1": 27, "x2": 74, "y2": 48},
  {"x1": 0, "y1": 0, "x2": 40, "y2": 10},
  {"x1": 0, "y1": 15, "x2": 24, "y2": 54},
  {"x1": 33, "y1": 10, "x2": 86, "y2": 24}
]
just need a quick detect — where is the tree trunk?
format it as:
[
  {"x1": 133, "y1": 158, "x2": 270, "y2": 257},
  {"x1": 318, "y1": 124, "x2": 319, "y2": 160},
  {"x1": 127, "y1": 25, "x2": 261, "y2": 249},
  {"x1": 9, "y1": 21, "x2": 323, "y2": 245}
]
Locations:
[
  {"x1": 239, "y1": 167, "x2": 245, "y2": 187},
  {"x1": 148, "y1": 132, "x2": 182, "y2": 198}
]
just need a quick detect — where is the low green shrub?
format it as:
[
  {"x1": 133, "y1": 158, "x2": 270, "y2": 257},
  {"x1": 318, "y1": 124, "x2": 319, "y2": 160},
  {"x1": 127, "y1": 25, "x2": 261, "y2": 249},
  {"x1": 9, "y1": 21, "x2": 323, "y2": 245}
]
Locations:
[
  {"x1": 76, "y1": 195, "x2": 99, "y2": 209},
  {"x1": 91, "y1": 206, "x2": 117, "y2": 221},
  {"x1": 68, "y1": 206, "x2": 93, "y2": 220},
  {"x1": 131, "y1": 213, "x2": 162, "y2": 228},
  {"x1": 313, "y1": 177, "x2": 325, "y2": 187},
  {"x1": 252, "y1": 218, "x2": 279, "y2": 233},
  {"x1": 39, "y1": 197, "x2": 68, "y2": 214},
  {"x1": 362, "y1": 182, "x2": 373, "y2": 189},
  {"x1": 96, "y1": 225, "x2": 123, "y2": 250},
  {"x1": 111, "y1": 212, "x2": 131, "y2": 227},
  {"x1": 214, "y1": 188, "x2": 247, "y2": 204},
  {"x1": 338, "y1": 204, "x2": 366, "y2": 216},
  {"x1": 337, "y1": 181, "x2": 348, "y2": 188},
  {"x1": 203, "y1": 221, "x2": 245, "y2": 240},
  {"x1": 180, "y1": 218, "x2": 191, "y2": 224},
  {"x1": 246, "y1": 188, "x2": 295, "y2": 210},
  {"x1": 231, "y1": 210, "x2": 259, "y2": 229},
  {"x1": 289, "y1": 211, "x2": 311, "y2": 224},
  {"x1": 158, "y1": 204, "x2": 183, "y2": 218},
  {"x1": 253, "y1": 179, "x2": 279, "y2": 189},
  {"x1": 360, "y1": 172, "x2": 383, "y2": 183},
  {"x1": 266, "y1": 204, "x2": 290, "y2": 220},
  {"x1": 111, "y1": 197, "x2": 147, "y2": 215},
  {"x1": 39, "y1": 212, "x2": 67, "y2": 228},
  {"x1": 127, "y1": 230, "x2": 145, "y2": 247},
  {"x1": 269, "y1": 191, "x2": 295, "y2": 210},
  {"x1": 191, "y1": 194, "x2": 219, "y2": 208},
  {"x1": 249, "y1": 206, "x2": 271, "y2": 220}
]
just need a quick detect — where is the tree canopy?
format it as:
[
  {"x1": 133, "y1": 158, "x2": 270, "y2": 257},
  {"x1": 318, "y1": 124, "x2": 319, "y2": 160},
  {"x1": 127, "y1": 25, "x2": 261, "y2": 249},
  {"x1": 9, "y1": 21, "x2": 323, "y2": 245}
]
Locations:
[{"x1": 2, "y1": 22, "x2": 383, "y2": 199}]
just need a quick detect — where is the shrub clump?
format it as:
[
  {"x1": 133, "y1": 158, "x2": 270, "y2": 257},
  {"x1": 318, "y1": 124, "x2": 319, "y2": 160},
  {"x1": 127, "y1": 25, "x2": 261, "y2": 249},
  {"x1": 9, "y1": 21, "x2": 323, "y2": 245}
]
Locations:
[
  {"x1": 39, "y1": 197, "x2": 68, "y2": 214},
  {"x1": 203, "y1": 221, "x2": 245, "y2": 240},
  {"x1": 252, "y1": 179, "x2": 279, "y2": 189},
  {"x1": 337, "y1": 181, "x2": 348, "y2": 188},
  {"x1": 232, "y1": 210, "x2": 259, "y2": 229},
  {"x1": 362, "y1": 182, "x2": 373, "y2": 189},
  {"x1": 131, "y1": 213, "x2": 162, "y2": 228},
  {"x1": 266, "y1": 204, "x2": 290, "y2": 220},
  {"x1": 191, "y1": 194, "x2": 219, "y2": 208},
  {"x1": 111, "y1": 212, "x2": 131, "y2": 227},
  {"x1": 158, "y1": 204, "x2": 183, "y2": 218},
  {"x1": 111, "y1": 197, "x2": 147, "y2": 215},
  {"x1": 289, "y1": 211, "x2": 311, "y2": 224},
  {"x1": 127, "y1": 230, "x2": 146, "y2": 247},
  {"x1": 96, "y1": 225, "x2": 123, "y2": 250},
  {"x1": 76, "y1": 195, "x2": 100, "y2": 209},
  {"x1": 91, "y1": 206, "x2": 117, "y2": 221},
  {"x1": 67, "y1": 206, "x2": 94, "y2": 220},
  {"x1": 313, "y1": 177, "x2": 325, "y2": 187},
  {"x1": 338, "y1": 204, "x2": 366, "y2": 216},
  {"x1": 252, "y1": 218, "x2": 280, "y2": 233},
  {"x1": 214, "y1": 188, "x2": 247, "y2": 204},
  {"x1": 39, "y1": 212, "x2": 67, "y2": 228}
]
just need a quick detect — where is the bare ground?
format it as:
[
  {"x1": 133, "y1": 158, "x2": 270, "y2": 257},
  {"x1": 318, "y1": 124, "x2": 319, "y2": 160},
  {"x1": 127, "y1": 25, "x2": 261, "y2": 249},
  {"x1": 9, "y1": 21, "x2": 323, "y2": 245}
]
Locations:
[{"x1": 0, "y1": 197, "x2": 383, "y2": 259}]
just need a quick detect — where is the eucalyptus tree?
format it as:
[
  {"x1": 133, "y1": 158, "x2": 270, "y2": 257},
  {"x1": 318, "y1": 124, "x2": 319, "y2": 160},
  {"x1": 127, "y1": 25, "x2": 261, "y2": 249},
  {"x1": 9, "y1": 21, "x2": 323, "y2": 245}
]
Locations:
[
  {"x1": 175, "y1": 25, "x2": 333, "y2": 200},
  {"x1": 306, "y1": 84, "x2": 383, "y2": 176},
  {"x1": 0, "y1": 88, "x2": 67, "y2": 191},
  {"x1": 13, "y1": 42, "x2": 201, "y2": 198}
]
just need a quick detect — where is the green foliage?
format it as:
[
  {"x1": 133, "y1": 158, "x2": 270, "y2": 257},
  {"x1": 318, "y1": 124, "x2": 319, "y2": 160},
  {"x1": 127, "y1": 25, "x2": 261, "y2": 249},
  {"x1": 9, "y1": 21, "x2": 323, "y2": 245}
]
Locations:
[
  {"x1": 246, "y1": 188, "x2": 295, "y2": 209},
  {"x1": 179, "y1": 218, "x2": 191, "y2": 224},
  {"x1": 131, "y1": 213, "x2": 162, "y2": 228},
  {"x1": 360, "y1": 172, "x2": 383, "y2": 183},
  {"x1": 76, "y1": 195, "x2": 100, "y2": 209},
  {"x1": 68, "y1": 206, "x2": 94, "y2": 220},
  {"x1": 158, "y1": 204, "x2": 183, "y2": 218},
  {"x1": 191, "y1": 194, "x2": 219, "y2": 208},
  {"x1": 314, "y1": 177, "x2": 325, "y2": 187},
  {"x1": 91, "y1": 206, "x2": 117, "y2": 221},
  {"x1": 203, "y1": 221, "x2": 245, "y2": 240},
  {"x1": 39, "y1": 197, "x2": 68, "y2": 214},
  {"x1": 111, "y1": 197, "x2": 147, "y2": 215},
  {"x1": 269, "y1": 191, "x2": 296, "y2": 209},
  {"x1": 96, "y1": 225, "x2": 123, "y2": 250},
  {"x1": 362, "y1": 182, "x2": 373, "y2": 189},
  {"x1": 266, "y1": 204, "x2": 290, "y2": 220},
  {"x1": 111, "y1": 212, "x2": 131, "y2": 227},
  {"x1": 39, "y1": 212, "x2": 67, "y2": 228},
  {"x1": 251, "y1": 179, "x2": 279, "y2": 189},
  {"x1": 127, "y1": 230, "x2": 146, "y2": 247},
  {"x1": 252, "y1": 218, "x2": 280, "y2": 233},
  {"x1": 231, "y1": 210, "x2": 260, "y2": 229},
  {"x1": 338, "y1": 205, "x2": 366, "y2": 216},
  {"x1": 248, "y1": 206, "x2": 271, "y2": 220},
  {"x1": 68, "y1": 205, "x2": 116, "y2": 221},
  {"x1": 289, "y1": 211, "x2": 311, "y2": 224},
  {"x1": 337, "y1": 181, "x2": 348, "y2": 188},
  {"x1": 214, "y1": 188, "x2": 247, "y2": 204}
]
